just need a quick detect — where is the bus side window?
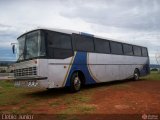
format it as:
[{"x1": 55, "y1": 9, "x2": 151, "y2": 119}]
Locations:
[
  {"x1": 47, "y1": 31, "x2": 74, "y2": 59},
  {"x1": 94, "y1": 38, "x2": 110, "y2": 54},
  {"x1": 110, "y1": 42, "x2": 123, "y2": 55},
  {"x1": 72, "y1": 34, "x2": 94, "y2": 52},
  {"x1": 123, "y1": 44, "x2": 133, "y2": 55},
  {"x1": 142, "y1": 47, "x2": 148, "y2": 57},
  {"x1": 133, "y1": 46, "x2": 142, "y2": 56}
]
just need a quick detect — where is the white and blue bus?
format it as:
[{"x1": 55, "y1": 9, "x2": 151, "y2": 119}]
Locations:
[{"x1": 13, "y1": 28, "x2": 150, "y2": 92}]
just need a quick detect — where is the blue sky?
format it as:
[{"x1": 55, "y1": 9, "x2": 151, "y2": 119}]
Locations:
[{"x1": 0, "y1": 0, "x2": 160, "y2": 63}]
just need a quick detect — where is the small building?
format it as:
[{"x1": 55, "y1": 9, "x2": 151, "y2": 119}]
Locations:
[
  {"x1": 0, "y1": 61, "x2": 15, "y2": 73},
  {"x1": 0, "y1": 66, "x2": 8, "y2": 72}
]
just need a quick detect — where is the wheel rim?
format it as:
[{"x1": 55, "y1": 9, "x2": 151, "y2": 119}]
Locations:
[
  {"x1": 74, "y1": 76, "x2": 81, "y2": 91},
  {"x1": 134, "y1": 73, "x2": 139, "y2": 80}
]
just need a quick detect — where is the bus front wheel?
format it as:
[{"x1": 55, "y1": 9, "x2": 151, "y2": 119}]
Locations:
[{"x1": 70, "y1": 72, "x2": 81, "y2": 92}]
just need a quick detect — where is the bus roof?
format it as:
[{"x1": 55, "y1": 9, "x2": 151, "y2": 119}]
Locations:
[{"x1": 18, "y1": 27, "x2": 147, "y2": 48}]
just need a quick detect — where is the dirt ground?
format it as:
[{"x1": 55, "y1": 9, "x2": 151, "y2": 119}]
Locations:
[
  {"x1": 78, "y1": 79, "x2": 160, "y2": 120},
  {"x1": 92, "y1": 80, "x2": 160, "y2": 114},
  {"x1": 0, "y1": 79, "x2": 160, "y2": 120}
]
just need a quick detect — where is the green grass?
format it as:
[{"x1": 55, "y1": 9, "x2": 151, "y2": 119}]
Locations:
[
  {"x1": 141, "y1": 71, "x2": 160, "y2": 80},
  {"x1": 0, "y1": 80, "x2": 22, "y2": 106},
  {"x1": 0, "y1": 80, "x2": 40, "y2": 113}
]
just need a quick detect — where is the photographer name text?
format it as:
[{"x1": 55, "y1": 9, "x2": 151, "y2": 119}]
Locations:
[{"x1": 1, "y1": 114, "x2": 34, "y2": 120}]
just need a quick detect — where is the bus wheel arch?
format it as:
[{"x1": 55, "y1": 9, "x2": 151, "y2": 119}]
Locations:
[
  {"x1": 134, "y1": 68, "x2": 140, "y2": 80},
  {"x1": 70, "y1": 70, "x2": 86, "y2": 92}
]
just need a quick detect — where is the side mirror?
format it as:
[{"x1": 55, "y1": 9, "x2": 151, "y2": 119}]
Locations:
[{"x1": 12, "y1": 45, "x2": 15, "y2": 54}]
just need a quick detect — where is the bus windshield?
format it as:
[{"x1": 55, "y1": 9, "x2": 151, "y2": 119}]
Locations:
[{"x1": 17, "y1": 30, "x2": 46, "y2": 61}]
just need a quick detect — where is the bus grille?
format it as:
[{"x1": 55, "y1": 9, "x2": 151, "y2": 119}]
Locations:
[{"x1": 15, "y1": 67, "x2": 37, "y2": 77}]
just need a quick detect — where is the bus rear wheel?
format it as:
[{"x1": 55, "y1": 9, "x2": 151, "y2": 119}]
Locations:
[
  {"x1": 70, "y1": 72, "x2": 81, "y2": 92},
  {"x1": 134, "y1": 69, "x2": 140, "y2": 80}
]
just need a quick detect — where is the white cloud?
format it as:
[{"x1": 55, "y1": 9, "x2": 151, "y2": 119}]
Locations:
[{"x1": 0, "y1": 0, "x2": 160, "y2": 64}]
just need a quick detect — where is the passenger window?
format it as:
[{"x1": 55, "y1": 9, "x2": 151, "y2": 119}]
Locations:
[
  {"x1": 94, "y1": 38, "x2": 110, "y2": 54},
  {"x1": 73, "y1": 34, "x2": 94, "y2": 52},
  {"x1": 123, "y1": 44, "x2": 133, "y2": 55},
  {"x1": 110, "y1": 42, "x2": 123, "y2": 55},
  {"x1": 47, "y1": 31, "x2": 73, "y2": 59},
  {"x1": 48, "y1": 31, "x2": 72, "y2": 49},
  {"x1": 142, "y1": 47, "x2": 148, "y2": 57},
  {"x1": 133, "y1": 46, "x2": 142, "y2": 56}
]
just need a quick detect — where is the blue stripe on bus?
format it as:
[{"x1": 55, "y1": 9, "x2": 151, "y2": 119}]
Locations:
[{"x1": 65, "y1": 52, "x2": 96, "y2": 87}]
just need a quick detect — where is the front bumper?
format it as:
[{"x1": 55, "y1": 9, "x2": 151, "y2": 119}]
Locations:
[
  {"x1": 13, "y1": 76, "x2": 47, "y2": 81},
  {"x1": 13, "y1": 76, "x2": 48, "y2": 87}
]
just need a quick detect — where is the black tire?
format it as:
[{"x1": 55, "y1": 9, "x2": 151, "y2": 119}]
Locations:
[
  {"x1": 70, "y1": 72, "x2": 81, "y2": 92},
  {"x1": 133, "y1": 69, "x2": 140, "y2": 80}
]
